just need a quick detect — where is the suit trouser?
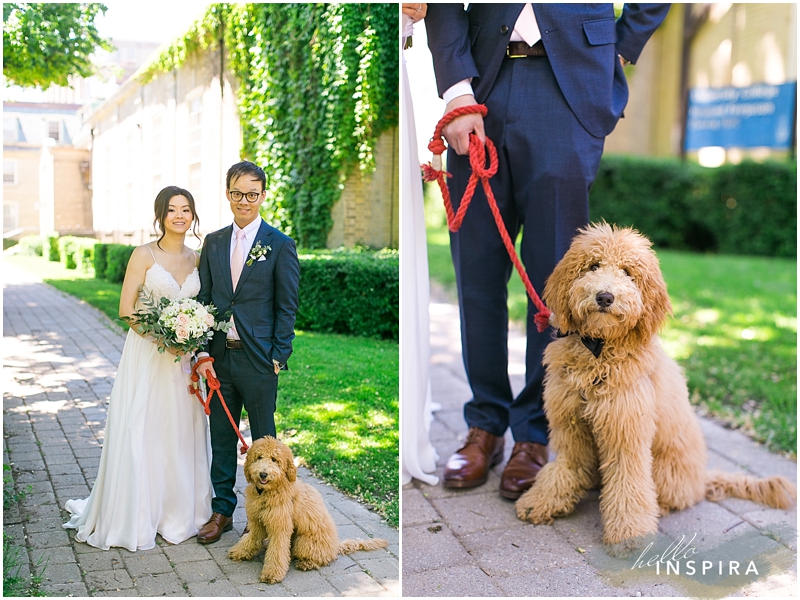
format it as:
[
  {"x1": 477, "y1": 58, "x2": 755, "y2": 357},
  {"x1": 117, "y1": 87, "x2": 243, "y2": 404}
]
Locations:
[
  {"x1": 448, "y1": 54, "x2": 606, "y2": 444},
  {"x1": 208, "y1": 347, "x2": 278, "y2": 517}
]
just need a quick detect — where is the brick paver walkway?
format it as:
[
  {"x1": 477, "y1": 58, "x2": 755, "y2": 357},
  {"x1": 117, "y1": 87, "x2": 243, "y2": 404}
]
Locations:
[
  {"x1": 3, "y1": 263, "x2": 398, "y2": 597},
  {"x1": 402, "y1": 298, "x2": 797, "y2": 598}
]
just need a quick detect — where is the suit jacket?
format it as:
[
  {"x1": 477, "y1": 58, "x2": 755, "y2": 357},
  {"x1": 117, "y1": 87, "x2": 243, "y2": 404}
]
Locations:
[
  {"x1": 198, "y1": 220, "x2": 300, "y2": 374},
  {"x1": 425, "y1": 3, "x2": 671, "y2": 138}
]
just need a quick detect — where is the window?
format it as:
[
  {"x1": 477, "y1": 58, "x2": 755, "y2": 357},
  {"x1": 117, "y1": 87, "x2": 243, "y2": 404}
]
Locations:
[
  {"x1": 47, "y1": 120, "x2": 60, "y2": 142},
  {"x1": 3, "y1": 160, "x2": 17, "y2": 185},
  {"x1": 4, "y1": 202, "x2": 19, "y2": 231},
  {"x1": 4, "y1": 118, "x2": 18, "y2": 141}
]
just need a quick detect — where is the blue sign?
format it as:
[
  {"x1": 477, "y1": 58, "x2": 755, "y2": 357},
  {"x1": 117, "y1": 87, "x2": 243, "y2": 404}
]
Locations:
[{"x1": 685, "y1": 82, "x2": 796, "y2": 150}]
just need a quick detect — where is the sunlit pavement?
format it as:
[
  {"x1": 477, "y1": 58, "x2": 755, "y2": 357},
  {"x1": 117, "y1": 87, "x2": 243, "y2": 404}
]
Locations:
[
  {"x1": 402, "y1": 292, "x2": 797, "y2": 598},
  {"x1": 3, "y1": 262, "x2": 398, "y2": 597}
]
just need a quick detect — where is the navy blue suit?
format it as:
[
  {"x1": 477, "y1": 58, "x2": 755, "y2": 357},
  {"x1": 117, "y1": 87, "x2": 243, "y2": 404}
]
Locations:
[
  {"x1": 425, "y1": 3, "x2": 670, "y2": 444},
  {"x1": 198, "y1": 219, "x2": 299, "y2": 516}
]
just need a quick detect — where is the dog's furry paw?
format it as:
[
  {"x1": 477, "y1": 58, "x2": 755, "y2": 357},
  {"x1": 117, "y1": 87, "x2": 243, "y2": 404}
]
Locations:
[
  {"x1": 259, "y1": 567, "x2": 286, "y2": 584},
  {"x1": 228, "y1": 542, "x2": 259, "y2": 562},
  {"x1": 515, "y1": 501, "x2": 555, "y2": 525},
  {"x1": 295, "y1": 558, "x2": 321, "y2": 571}
]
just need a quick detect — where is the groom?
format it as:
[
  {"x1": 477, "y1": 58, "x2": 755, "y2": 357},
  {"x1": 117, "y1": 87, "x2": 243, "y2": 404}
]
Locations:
[{"x1": 195, "y1": 160, "x2": 300, "y2": 544}]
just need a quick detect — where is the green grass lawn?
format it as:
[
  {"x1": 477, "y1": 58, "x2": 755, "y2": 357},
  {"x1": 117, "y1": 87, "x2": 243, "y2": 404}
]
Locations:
[
  {"x1": 5, "y1": 253, "x2": 399, "y2": 525},
  {"x1": 424, "y1": 186, "x2": 796, "y2": 455}
]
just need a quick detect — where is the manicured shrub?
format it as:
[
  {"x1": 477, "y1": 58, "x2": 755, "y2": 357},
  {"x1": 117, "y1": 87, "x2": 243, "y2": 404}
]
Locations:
[
  {"x1": 16, "y1": 236, "x2": 45, "y2": 257},
  {"x1": 104, "y1": 244, "x2": 136, "y2": 283},
  {"x1": 47, "y1": 233, "x2": 60, "y2": 262},
  {"x1": 296, "y1": 248, "x2": 398, "y2": 340},
  {"x1": 94, "y1": 244, "x2": 109, "y2": 279},
  {"x1": 58, "y1": 236, "x2": 98, "y2": 271},
  {"x1": 590, "y1": 155, "x2": 796, "y2": 257}
]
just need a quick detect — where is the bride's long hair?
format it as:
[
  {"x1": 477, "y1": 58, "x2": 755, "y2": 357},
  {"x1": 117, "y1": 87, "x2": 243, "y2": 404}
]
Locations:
[{"x1": 153, "y1": 186, "x2": 201, "y2": 249}]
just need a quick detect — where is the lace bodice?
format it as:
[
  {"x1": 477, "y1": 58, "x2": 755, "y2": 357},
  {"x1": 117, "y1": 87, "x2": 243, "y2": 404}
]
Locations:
[{"x1": 141, "y1": 262, "x2": 201, "y2": 303}]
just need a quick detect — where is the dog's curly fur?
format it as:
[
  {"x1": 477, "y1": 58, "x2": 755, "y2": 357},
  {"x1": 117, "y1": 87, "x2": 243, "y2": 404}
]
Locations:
[
  {"x1": 515, "y1": 223, "x2": 796, "y2": 555},
  {"x1": 227, "y1": 436, "x2": 388, "y2": 583}
]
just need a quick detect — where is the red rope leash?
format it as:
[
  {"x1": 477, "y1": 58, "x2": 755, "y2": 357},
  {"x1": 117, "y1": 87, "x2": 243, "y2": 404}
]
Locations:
[
  {"x1": 421, "y1": 104, "x2": 552, "y2": 333},
  {"x1": 189, "y1": 356, "x2": 249, "y2": 455}
]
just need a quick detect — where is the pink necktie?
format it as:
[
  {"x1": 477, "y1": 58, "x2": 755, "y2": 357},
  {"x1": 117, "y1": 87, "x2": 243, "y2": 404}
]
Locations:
[{"x1": 231, "y1": 229, "x2": 246, "y2": 290}]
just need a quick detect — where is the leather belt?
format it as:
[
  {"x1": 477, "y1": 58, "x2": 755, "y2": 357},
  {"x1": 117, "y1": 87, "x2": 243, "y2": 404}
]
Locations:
[
  {"x1": 507, "y1": 40, "x2": 547, "y2": 58},
  {"x1": 225, "y1": 339, "x2": 244, "y2": 349}
]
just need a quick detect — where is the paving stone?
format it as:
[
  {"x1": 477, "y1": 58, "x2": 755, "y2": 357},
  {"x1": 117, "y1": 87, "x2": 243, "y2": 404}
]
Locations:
[
  {"x1": 174, "y1": 558, "x2": 223, "y2": 582},
  {"x1": 28, "y1": 528, "x2": 69, "y2": 548},
  {"x1": 77, "y1": 549, "x2": 125, "y2": 571},
  {"x1": 39, "y1": 581, "x2": 89, "y2": 596},
  {"x1": 132, "y1": 571, "x2": 186, "y2": 595},
  {"x1": 85, "y1": 568, "x2": 136, "y2": 591},
  {"x1": 163, "y1": 542, "x2": 213, "y2": 564},
  {"x1": 29, "y1": 545, "x2": 77, "y2": 565},
  {"x1": 185, "y1": 578, "x2": 241, "y2": 596},
  {"x1": 430, "y1": 489, "x2": 524, "y2": 535},
  {"x1": 401, "y1": 564, "x2": 503, "y2": 597},
  {"x1": 36, "y1": 560, "x2": 82, "y2": 584},
  {"x1": 123, "y1": 552, "x2": 174, "y2": 576},
  {"x1": 234, "y1": 582, "x2": 294, "y2": 596},
  {"x1": 402, "y1": 485, "x2": 441, "y2": 527},
  {"x1": 401, "y1": 523, "x2": 472, "y2": 574},
  {"x1": 327, "y1": 570, "x2": 388, "y2": 596},
  {"x1": 280, "y1": 566, "x2": 339, "y2": 596}
]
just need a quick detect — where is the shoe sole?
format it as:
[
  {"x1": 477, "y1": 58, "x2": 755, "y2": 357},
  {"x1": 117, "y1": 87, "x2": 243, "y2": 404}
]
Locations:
[
  {"x1": 442, "y1": 446, "x2": 505, "y2": 489},
  {"x1": 197, "y1": 522, "x2": 233, "y2": 544},
  {"x1": 498, "y1": 486, "x2": 525, "y2": 500}
]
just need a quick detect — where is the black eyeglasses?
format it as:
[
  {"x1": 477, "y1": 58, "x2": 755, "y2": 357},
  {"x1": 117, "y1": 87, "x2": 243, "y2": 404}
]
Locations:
[{"x1": 228, "y1": 190, "x2": 262, "y2": 203}]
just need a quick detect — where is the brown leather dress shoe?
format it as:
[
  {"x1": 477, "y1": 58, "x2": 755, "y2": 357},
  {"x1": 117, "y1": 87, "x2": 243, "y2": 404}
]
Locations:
[
  {"x1": 197, "y1": 512, "x2": 233, "y2": 544},
  {"x1": 499, "y1": 442, "x2": 548, "y2": 499},
  {"x1": 443, "y1": 427, "x2": 505, "y2": 489}
]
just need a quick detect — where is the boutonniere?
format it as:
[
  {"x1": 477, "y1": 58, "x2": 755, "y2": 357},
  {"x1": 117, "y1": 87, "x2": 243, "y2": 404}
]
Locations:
[{"x1": 246, "y1": 240, "x2": 272, "y2": 266}]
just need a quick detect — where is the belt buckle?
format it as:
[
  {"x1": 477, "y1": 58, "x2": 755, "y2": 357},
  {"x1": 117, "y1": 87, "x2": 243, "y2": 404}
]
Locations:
[{"x1": 506, "y1": 46, "x2": 526, "y2": 59}]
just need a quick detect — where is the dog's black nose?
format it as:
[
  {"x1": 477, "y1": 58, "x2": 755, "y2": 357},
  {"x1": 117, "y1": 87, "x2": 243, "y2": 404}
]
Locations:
[
  {"x1": 596, "y1": 292, "x2": 615, "y2": 307},
  {"x1": 259, "y1": 472, "x2": 268, "y2": 479}
]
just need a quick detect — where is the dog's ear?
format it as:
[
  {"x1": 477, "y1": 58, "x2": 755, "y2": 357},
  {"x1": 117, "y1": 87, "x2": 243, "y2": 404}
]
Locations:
[
  {"x1": 633, "y1": 243, "x2": 672, "y2": 342},
  {"x1": 543, "y1": 237, "x2": 585, "y2": 334},
  {"x1": 243, "y1": 445, "x2": 255, "y2": 484},
  {"x1": 280, "y1": 443, "x2": 297, "y2": 482}
]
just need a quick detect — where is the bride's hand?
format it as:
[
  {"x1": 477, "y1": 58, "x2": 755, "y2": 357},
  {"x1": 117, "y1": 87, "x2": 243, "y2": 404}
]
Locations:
[{"x1": 401, "y1": 3, "x2": 426, "y2": 21}]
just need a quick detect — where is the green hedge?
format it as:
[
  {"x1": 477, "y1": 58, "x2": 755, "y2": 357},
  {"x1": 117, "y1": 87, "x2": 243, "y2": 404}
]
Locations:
[
  {"x1": 103, "y1": 244, "x2": 136, "y2": 283},
  {"x1": 15, "y1": 236, "x2": 45, "y2": 257},
  {"x1": 58, "y1": 236, "x2": 98, "y2": 271},
  {"x1": 589, "y1": 156, "x2": 796, "y2": 258},
  {"x1": 91, "y1": 243, "x2": 399, "y2": 340},
  {"x1": 296, "y1": 248, "x2": 399, "y2": 340},
  {"x1": 47, "y1": 233, "x2": 60, "y2": 262}
]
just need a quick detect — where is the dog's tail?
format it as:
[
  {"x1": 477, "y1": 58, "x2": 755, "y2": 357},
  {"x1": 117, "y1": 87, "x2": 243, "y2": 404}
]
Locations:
[
  {"x1": 338, "y1": 538, "x2": 389, "y2": 555},
  {"x1": 705, "y1": 470, "x2": 796, "y2": 509}
]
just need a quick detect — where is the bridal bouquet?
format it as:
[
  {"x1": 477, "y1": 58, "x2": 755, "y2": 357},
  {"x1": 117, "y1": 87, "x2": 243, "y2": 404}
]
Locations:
[{"x1": 123, "y1": 293, "x2": 231, "y2": 360}]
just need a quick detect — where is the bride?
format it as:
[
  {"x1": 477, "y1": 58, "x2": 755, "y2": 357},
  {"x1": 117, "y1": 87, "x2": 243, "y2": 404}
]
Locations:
[{"x1": 63, "y1": 186, "x2": 212, "y2": 551}]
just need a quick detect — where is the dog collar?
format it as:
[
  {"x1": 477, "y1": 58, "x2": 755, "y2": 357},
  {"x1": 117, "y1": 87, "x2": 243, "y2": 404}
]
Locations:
[
  {"x1": 557, "y1": 330, "x2": 605, "y2": 358},
  {"x1": 255, "y1": 486, "x2": 264, "y2": 495}
]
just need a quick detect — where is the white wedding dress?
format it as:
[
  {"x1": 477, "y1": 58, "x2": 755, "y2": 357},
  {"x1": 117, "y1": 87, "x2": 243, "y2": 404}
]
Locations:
[
  {"x1": 401, "y1": 14, "x2": 439, "y2": 486},
  {"x1": 63, "y1": 260, "x2": 213, "y2": 551}
]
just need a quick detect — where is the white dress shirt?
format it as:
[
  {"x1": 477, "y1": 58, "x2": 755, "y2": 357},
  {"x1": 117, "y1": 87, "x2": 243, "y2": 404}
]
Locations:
[{"x1": 442, "y1": 3, "x2": 541, "y2": 105}]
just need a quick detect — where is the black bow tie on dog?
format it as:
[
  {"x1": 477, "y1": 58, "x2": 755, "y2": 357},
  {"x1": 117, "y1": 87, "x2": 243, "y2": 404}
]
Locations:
[{"x1": 557, "y1": 331, "x2": 605, "y2": 358}]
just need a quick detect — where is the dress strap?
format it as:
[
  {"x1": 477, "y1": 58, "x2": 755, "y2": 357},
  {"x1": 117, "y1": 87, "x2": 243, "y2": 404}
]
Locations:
[{"x1": 147, "y1": 245, "x2": 158, "y2": 265}]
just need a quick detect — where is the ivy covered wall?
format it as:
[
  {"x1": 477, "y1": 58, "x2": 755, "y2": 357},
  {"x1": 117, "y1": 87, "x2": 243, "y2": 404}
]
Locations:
[{"x1": 139, "y1": 3, "x2": 398, "y2": 249}]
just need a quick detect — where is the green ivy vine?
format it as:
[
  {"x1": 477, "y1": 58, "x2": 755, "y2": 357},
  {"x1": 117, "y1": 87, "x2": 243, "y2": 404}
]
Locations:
[{"x1": 136, "y1": 3, "x2": 398, "y2": 249}]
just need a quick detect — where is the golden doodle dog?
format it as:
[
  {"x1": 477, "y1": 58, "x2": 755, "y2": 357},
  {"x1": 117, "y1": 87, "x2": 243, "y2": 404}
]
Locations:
[
  {"x1": 228, "y1": 436, "x2": 388, "y2": 583},
  {"x1": 515, "y1": 223, "x2": 795, "y2": 555}
]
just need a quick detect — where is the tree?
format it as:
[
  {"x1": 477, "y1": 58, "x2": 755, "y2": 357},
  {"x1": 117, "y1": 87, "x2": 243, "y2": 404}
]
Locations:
[{"x1": 3, "y1": 3, "x2": 112, "y2": 89}]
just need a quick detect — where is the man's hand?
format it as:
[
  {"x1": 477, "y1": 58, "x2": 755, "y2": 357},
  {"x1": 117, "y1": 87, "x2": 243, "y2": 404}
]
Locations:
[
  {"x1": 196, "y1": 360, "x2": 217, "y2": 381},
  {"x1": 442, "y1": 95, "x2": 485, "y2": 155}
]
